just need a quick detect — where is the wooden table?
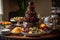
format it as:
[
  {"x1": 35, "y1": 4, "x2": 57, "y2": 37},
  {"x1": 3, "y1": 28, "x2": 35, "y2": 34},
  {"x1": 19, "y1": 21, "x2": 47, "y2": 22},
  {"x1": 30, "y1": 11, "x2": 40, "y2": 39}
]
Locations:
[
  {"x1": 5, "y1": 33, "x2": 60, "y2": 39},
  {"x1": 1, "y1": 31, "x2": 60, "y2": 40}
]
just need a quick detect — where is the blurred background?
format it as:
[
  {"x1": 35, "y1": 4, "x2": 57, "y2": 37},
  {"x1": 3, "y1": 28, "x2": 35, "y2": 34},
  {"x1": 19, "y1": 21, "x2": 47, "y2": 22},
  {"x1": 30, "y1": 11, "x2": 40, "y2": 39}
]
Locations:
[{"x1": 0, "y1": 0, "x2": 60, "y2": 21}]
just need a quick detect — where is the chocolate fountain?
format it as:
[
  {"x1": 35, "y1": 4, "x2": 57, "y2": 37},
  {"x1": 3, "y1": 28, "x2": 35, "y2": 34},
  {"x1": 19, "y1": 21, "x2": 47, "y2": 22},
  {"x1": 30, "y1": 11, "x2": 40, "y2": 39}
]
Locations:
[{"x1": 24, "y1": 1, "x2": 39, "y2": 27}]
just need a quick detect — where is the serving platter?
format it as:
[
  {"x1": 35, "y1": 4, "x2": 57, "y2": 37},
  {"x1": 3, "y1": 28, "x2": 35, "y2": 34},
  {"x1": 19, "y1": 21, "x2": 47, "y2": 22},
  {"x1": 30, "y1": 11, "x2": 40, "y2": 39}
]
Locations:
[{"x1": 21, "y1": 32, "x2": 45, "y2": 37}]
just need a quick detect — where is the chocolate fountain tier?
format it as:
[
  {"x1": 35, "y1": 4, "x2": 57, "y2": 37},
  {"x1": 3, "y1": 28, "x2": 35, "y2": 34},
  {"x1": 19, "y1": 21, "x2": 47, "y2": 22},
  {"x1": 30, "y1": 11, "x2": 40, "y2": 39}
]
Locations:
[
  {"x1": 26, "y1": 22, "x2": 39, "y2": 27},
  {"x1": 24, "y1": 1, "x2": 39, "y2": 27},
  {"x1": 25, "y1": 17, "x2": 39, "y2": 22}
]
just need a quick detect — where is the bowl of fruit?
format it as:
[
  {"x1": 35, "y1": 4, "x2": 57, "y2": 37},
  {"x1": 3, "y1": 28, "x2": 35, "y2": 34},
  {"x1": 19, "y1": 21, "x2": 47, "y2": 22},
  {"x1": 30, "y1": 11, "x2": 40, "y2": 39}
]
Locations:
[
  {"x1": 21, "y1": 27, "x2": 45, "y2": 37},
  {"x1": 40, "y1": 24, "x2": 52, "y2": 33},
  {"x1": 10, "y1": 17, "x2": 24, "y2": 22}
]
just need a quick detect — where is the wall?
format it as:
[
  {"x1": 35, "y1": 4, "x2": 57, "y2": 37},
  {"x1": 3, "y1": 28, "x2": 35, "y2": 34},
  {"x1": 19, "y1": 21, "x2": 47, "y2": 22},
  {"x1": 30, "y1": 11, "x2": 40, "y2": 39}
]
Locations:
[
  {"x1": 0, "y1": 0, "x2": 3, "y2": 15},
  {"x1": 9, "y1": 0, "x2": 19, "y2": 12},
  {"x1": 3, "y1": 0, "x2": 19, "y2": 21},
  {"x1": 3, "y1": 0, "x2": 52, "y2": 21},
  {"x1": 3, "y1": 0, "x2": 10, "y2": 21},
  {"x1": 31, "y1": 0, "x2": 52, "y2": 17},
  {"x1": 0, "y1": 0, "x2": 3, "y2": 21}
]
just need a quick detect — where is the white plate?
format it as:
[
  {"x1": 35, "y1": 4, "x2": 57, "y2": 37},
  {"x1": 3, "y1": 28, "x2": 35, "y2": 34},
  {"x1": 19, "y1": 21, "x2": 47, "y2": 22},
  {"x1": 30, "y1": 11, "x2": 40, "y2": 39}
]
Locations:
[
  {"x1": 10, "y1": 19, "x2": 16, "y2": 22},
  {"x1": 1, "y1": 29, "x2": 10, "y2": 34}
]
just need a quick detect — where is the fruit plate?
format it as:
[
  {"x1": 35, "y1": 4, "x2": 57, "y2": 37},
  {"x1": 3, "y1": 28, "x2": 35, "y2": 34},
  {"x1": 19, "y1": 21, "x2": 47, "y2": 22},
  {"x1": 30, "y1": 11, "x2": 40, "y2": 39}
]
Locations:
[{"x1": 21, "y1": 32, "x2": 44, "y2": 37}]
